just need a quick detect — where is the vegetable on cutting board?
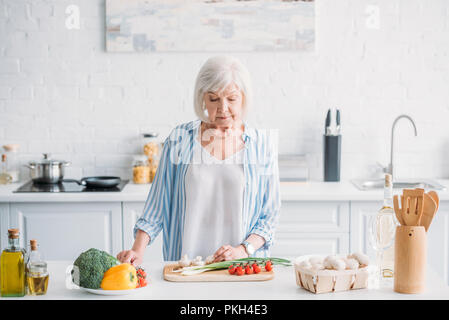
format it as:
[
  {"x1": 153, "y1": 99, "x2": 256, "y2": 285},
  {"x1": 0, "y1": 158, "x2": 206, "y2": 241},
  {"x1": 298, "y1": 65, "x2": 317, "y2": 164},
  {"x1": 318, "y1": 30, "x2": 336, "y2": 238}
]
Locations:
[
  {"x1": 100, "y1": 263, "x2": 138, "y2": 290},
  {"x1": 173, "y1": 257, "x2": 291, "y2": 276}
]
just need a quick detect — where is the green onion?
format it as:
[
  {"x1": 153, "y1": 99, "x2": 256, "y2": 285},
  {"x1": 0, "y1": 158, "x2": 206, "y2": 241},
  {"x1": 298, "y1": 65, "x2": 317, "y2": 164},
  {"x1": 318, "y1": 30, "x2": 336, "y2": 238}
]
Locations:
[{"x1": 173, "y1": 257, "x2": 291, "y2": 275}]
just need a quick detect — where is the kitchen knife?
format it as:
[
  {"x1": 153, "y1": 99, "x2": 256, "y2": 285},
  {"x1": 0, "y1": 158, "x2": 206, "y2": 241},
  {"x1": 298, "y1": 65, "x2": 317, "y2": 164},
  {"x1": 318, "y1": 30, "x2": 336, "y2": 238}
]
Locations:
[
  {"x1": 336, "y1": 109, "x2": 341, "y2": 135},
  {"x1": 325, "y1": 109, "x2": 331, "y2": 135}
]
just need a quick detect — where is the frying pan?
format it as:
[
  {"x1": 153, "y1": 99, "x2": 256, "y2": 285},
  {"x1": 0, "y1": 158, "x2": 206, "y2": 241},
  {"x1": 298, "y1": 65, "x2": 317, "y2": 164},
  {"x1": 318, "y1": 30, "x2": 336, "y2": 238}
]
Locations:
[{"x1": 62, "y1": 176, "x2": 122, "y2": 188}]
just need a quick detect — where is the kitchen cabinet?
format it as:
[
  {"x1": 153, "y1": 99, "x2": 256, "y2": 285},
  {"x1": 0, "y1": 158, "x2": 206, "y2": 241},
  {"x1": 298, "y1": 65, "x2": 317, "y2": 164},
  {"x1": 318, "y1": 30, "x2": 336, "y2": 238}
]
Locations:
[
  {"x1": 426, "y1": 201, "x2": 449, "y2": 286},
  {"x1": 350, "y1": 201, "x2": 383, "y2": 257},
  {"x1": 271, "y1": 232, "x2": 349, "y2": 258},
  {"x1": 272, "y1": 201, "x2": 350, "y2": 258},
  {"x1": 7, "y1": 202, "x2": 122, "y2": 261},
  {"x1": 122, "y1": 202, "x2": 163, "y2": 262},
  {"x1": 0, "y1": 203, "x2": 8, "y2": 250}
]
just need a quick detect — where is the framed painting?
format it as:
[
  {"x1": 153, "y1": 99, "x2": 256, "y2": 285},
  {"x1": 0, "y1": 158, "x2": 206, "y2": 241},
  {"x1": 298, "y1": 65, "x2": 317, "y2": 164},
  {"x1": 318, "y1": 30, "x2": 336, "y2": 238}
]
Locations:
[{"x1": 106, "y1": 0, "x2": 315, "y2": 52}]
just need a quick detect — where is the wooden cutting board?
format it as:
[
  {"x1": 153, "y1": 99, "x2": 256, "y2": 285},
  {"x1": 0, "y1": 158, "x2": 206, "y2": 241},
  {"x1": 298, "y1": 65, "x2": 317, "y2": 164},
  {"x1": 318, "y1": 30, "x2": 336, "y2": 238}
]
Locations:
[{"x1": 163, "y1": 264, "x2": 275, "y2": 282}]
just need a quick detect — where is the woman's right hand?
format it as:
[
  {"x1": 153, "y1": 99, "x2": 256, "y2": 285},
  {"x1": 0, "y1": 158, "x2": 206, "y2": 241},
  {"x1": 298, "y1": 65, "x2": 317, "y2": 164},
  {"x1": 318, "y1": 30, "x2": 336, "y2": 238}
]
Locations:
[
  {"x1": 117, "y1": 230, "x2": 150, "y2": 266},
  {"x1": 116, "y1": 249, "x2": 143, "y2": 267}
]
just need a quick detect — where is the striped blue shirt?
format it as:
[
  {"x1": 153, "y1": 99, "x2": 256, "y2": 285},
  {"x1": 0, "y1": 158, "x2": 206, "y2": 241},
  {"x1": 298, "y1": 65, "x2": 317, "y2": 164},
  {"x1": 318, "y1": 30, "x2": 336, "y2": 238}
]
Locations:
[{"x1": 134, "y1": 119, "x2": 281, "y2": 261}]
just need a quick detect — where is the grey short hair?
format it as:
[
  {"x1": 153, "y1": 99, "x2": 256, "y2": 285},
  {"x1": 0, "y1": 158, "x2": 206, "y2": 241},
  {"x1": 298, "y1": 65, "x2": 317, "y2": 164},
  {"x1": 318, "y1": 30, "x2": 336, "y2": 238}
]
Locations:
[{"x1": 193, "y1": 55, "x2": 253, "y2": 122}]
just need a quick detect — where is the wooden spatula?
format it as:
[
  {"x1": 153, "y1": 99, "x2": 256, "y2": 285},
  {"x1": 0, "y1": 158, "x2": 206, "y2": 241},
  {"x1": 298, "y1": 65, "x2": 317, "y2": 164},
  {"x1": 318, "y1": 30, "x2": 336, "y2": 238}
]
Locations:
[
  {"x1": 393, "y1": 195, "x2": 405, "y2": 226},
  {"x1": 402, "y1": 188, "x2": 425, "y2": 226},
  {"x1": 420, "y1": 192, "x2": 438, "y2": 232}
]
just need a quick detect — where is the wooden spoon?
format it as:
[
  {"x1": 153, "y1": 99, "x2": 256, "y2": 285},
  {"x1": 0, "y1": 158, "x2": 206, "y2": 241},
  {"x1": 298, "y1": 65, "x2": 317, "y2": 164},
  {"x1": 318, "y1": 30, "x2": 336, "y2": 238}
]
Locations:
[
  {"x1": 420, "y1": 192, "x2": 438, "y2": 232},
  {"x1": 428, "y1": 191, "x2": 439, "y2": 211},
  {"x1": 402, "y1": 188, "x2": 425, "y2": 226},
  {"x1": 393, "y1": 195, "x2": 405, "y2": 226}
]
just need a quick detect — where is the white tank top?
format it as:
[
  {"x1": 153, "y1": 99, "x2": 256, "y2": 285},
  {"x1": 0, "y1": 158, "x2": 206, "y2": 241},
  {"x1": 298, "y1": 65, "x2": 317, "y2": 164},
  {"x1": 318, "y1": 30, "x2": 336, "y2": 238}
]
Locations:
[{"x1": 181, "y1": 140, "x2": 245, "y2": 258}]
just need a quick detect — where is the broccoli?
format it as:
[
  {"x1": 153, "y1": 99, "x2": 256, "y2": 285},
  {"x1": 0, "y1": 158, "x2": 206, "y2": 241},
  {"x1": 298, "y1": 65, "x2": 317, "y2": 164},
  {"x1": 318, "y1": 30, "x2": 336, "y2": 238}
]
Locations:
[{"x1": 71, "y1": 248, "x2": 120, "y2": 289}]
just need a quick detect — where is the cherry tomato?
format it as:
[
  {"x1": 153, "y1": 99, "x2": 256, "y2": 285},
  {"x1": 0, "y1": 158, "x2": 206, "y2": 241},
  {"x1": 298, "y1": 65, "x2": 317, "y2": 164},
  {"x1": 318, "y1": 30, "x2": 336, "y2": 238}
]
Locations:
[
  {"x1": 228, "y1": 265, "x2": 236, "y2": 275},
  {"x1": 253, "y1": 264, "x2": 261, "y2": 273},
  {"x1": 245, "y1": 265, "x2": 253, "y2": 275},
  {"x1": 137, "y1": 267, "x2": 147, "y2": 278},
  {"x1": 140, "y1": 278, "x2": 147, "y2": 287},
  {"x1": 265, "y1": 261, "x2": 273, "y2": 272},
  {"x1": 235, "y1": 265, "x2": 244, "y2": 276}
]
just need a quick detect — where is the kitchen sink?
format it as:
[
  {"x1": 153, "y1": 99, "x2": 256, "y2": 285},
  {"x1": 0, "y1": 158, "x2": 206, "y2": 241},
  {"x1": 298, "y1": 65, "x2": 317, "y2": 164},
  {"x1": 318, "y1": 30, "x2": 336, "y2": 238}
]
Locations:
[{"x1": 351, "y1": 179, "x2": 446, "y2": 191}]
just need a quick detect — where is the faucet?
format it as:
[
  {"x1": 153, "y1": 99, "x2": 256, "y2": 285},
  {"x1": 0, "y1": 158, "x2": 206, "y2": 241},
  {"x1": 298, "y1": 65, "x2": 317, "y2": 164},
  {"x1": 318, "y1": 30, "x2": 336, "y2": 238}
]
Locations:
[{"x1": 387, "y1": 114, "x2": 418, "y2": 180}]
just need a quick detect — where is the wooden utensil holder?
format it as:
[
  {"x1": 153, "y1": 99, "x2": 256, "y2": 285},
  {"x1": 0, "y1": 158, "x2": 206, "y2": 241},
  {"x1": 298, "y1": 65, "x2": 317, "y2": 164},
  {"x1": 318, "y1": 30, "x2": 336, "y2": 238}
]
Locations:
[{"x1": 394, "y1": 226, "x2": 426, "y2": 294}]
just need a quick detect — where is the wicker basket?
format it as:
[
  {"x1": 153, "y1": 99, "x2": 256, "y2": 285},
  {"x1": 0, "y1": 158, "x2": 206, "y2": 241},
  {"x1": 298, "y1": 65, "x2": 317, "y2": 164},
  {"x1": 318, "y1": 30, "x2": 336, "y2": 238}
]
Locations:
[{"x1": 294, "y1": 256, "x2": 369, "y2": 294}]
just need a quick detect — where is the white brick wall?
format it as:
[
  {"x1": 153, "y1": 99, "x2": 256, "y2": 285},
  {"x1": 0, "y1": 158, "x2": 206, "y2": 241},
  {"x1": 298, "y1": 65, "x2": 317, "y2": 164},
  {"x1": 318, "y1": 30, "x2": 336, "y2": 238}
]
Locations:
[{"x1": 0, "y1": 0, "x2": 448, "y2": 182}]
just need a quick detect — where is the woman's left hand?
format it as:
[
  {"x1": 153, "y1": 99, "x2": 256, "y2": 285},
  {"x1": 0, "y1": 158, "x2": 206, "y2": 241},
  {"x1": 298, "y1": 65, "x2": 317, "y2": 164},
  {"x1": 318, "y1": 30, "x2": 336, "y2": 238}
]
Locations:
[{"x1": 213, "y1": 244, "x2": 248, "y2": 262}]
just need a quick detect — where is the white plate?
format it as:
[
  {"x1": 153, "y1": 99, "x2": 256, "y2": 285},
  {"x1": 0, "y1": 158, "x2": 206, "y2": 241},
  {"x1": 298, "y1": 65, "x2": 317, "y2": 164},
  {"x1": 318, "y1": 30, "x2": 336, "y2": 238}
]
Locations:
[
  {"x1": 78, "y1": 285, "x2": 147, "y2": 296},
  {"x1": 68, "y1": 264, "x2": 148, "y2": 296}
]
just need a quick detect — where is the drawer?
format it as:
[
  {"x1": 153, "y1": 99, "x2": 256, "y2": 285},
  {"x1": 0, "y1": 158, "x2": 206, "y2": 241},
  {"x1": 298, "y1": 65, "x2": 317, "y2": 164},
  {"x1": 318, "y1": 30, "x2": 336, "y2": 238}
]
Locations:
[
  {"x1": 277, "y1": 201, "x2": 350, "y2": 233},
  {"x1": 271, "y1": 232, "x2": 350, "y2": 258}
]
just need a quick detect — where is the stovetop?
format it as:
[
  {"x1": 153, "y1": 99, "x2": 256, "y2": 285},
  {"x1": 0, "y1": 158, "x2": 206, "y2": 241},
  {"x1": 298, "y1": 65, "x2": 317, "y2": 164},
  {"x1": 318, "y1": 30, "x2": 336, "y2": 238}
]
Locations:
[{"x1": 14, "y1": 180, "x2": 129, "y2": 193}]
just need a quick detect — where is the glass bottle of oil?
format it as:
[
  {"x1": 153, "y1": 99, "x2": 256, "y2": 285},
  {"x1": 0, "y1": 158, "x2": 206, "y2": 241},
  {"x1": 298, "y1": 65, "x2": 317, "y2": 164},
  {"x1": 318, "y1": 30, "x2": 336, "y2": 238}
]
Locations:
[
  {"x1": 0, "y1": 229, "x2": 26, "y2": 297},
  {"x1": 26, "y1": 239, "x2": 49, "y2": 296}
]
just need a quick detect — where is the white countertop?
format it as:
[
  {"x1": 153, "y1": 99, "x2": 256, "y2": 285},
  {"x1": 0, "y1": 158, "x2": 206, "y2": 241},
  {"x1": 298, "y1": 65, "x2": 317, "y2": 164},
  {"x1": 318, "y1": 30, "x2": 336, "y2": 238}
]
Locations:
[
  {"x1": 1, "y1": 180, "x2": 449, "y2": 203},
  {"x1": 3, "y1": 261, "x2": 448, "y2": 300}
]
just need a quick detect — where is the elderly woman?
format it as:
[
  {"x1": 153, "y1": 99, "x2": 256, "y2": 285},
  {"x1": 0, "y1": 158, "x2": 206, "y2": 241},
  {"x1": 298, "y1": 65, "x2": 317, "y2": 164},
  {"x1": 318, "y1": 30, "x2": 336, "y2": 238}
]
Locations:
[{"x1": 117, "y1": 55, "x2": 280, "y2": 265}]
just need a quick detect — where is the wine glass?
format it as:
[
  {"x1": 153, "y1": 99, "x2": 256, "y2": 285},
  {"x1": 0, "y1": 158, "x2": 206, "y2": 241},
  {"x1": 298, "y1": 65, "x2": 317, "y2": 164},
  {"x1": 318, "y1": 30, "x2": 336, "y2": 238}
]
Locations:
[{"x1": 368, "y1": 213, "x2": 397, "y2": 286}]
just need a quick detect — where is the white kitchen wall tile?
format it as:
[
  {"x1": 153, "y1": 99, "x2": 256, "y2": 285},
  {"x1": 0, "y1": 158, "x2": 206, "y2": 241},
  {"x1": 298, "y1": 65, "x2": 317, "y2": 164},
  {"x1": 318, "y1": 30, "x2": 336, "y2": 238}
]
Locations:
[
  {"x1": 0, "y1": 87, "x2": 11, "y2": 99},
  {"x1": 79, "y1": 86, "x2": 103, "y2": 100},
  {"x1": 48, "y1": 86, "x2": 79, "y2": 100},
  {"x1": 0, "y1": 74, "x2": 44, "y2": 86},
  {"x1": 5, "y1": 126, "x2": 50, "y2": 140},
  {"x1": 0, "y1": 59, "x2": 19, "y2": 74},
  {"x1": 95, "y1": 154, "x2": 133, "y2": 168},
  {"x1": 30, "y1": 3, "x2": 53, "y2": 19},
  {"x1": 105, "y1": 167, "x2": 131, "y2": 180},
  {"x1": 49, "y1": 126, "x2": 95, "y2": 139},
  {"x1": 27, "y1": 140, "x2": 71, "y2": 154},
  {"x1": 11, "y1": 86, "x2": 33, "y2": 100},
  {"x1": 64, "y1": 166, "x2": 83, "y2": 180}
]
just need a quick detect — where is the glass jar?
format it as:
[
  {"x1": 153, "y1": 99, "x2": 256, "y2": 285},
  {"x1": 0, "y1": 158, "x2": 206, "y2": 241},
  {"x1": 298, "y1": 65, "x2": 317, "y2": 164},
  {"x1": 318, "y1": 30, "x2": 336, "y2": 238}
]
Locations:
[
  {"x1": 26, "y1": 240, "x2": 49, "y2": 296},
  {"x1": 0, "y1": 154, "x2": 13, "y2": 185},
  {"x1": 132, "y1": 155, "x2": 150, "y2": 184},
  {"x1": 2, "y1": 144, "x2": 20, "y2": 183},
  {"x1": 142, "y1": 133, "x2": 160, "y2": 183},
  {"x1": 143, "y1": 133, "x2": 159, "y2": 160}
]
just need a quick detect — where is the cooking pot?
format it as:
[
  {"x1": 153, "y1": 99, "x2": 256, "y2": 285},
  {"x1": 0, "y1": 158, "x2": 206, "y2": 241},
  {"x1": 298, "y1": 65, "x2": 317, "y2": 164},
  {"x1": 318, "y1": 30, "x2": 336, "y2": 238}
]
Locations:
[{"x1": 25, "y1": 153, "x2": 71, "y2": 184}]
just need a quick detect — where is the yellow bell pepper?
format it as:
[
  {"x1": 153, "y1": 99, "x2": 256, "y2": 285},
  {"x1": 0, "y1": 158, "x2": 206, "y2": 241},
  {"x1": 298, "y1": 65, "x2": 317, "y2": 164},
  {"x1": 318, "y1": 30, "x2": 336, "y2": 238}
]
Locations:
[{"x1": 100, "y1": 263, "x2": 138, "y2": 290}]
